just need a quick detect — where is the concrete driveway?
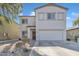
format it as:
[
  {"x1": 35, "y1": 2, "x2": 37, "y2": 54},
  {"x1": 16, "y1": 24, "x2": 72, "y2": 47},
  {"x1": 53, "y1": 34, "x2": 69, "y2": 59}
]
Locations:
[{"x1": 30, "y1": 40, "x2": 79, "y2": 56}]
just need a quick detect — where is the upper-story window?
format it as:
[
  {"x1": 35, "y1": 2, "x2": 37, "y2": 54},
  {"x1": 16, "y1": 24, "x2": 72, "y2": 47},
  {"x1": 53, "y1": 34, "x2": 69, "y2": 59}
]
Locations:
[
  {"x1": 25, "y1": 19, "x2": 28, "y2": 24},
  {"x1": 47, "y1": 13, "x2": 56, "y2": 20},
  {"x1": 22, "y1": 19, "x2": 25, "y2": 24},
  {"x1": 22, "y1": 19, "x2": 28, "y2": 24},
  {"x1": 57, "y1": 12, "x2": 65, "y2": 20},
  {"x1": 38, "y1": 13, "x2": 45, "y2": 20}
]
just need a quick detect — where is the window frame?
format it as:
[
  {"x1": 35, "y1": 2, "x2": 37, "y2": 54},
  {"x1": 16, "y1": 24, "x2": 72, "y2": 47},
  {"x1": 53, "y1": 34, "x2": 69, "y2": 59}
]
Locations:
[
  {"x1": 22, "y1": 19, "x2": 25, "y2": 24},
  {"x1": 21, "y1": 19, "x2": 28, "y2": 24},
  {"x1": 38, "y1": 12, "x2": 45, "y2": 20},
  {"x1": 47, "y1": 13, "x2": 56, "y2": 20},
  {"x1": 57, "y1": 12, "x2": 65, "y2": 20},
  {"x1": 22, "y1": 31, "x2": 27, "y2": 37},
  {"x1": 25, "y1": 19, "x2": 28, "y2": 24}
]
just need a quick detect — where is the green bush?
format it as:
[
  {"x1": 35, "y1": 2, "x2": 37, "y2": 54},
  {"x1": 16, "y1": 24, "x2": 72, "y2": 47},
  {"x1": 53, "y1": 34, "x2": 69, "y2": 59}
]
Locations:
[
  {"x1": 16, "y1": 43, "x2": 23, "y2": 48},
  {"x1": 22, "y1": 37, "x2": 29, "y2": 44}
]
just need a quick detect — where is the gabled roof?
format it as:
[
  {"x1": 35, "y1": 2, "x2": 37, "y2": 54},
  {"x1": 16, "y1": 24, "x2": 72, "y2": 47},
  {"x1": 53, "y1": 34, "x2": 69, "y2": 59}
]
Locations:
[{"x1": 34, "y1": 3, "x2": 68, "y2": 10}]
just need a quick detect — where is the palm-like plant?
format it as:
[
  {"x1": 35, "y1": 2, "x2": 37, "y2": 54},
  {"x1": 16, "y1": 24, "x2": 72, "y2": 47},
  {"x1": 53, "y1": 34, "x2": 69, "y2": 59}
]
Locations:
[
  {"x1": 0, "y1": 3, "x2": 22, "y2": 23},
  {"x1": 0, "y1": 3, "x2": 22, "y2": 40},
  {"x1": 73, "y1": 17, "x2": 79, "y2": 26}
]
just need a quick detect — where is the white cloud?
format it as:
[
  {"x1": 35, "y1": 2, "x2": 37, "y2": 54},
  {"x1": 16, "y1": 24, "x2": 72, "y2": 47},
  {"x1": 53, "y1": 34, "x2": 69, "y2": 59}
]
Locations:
[
  {"x1": 19, "y1": 13, "x2": 23, "y2": 16},
  {"x1": 66, "y1": 17, "x2": 71, "y2": 20},
  {"x1": 71, "y1": 12, "x2": 79, "y2": 17},
  {"x1": 30, "y1": 12, "x2": 35, "y2": 16}
]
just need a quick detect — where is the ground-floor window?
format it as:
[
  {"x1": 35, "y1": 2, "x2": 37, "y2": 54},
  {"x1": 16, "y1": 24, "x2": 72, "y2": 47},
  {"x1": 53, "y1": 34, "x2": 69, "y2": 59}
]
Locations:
[{"x1": 22, "y1": 31, "x2": 27, "y2": 38}]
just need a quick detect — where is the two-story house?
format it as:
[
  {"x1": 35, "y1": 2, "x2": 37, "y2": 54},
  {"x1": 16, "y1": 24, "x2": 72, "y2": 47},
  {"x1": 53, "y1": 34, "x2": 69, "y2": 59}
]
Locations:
[{"x1": 19, "y1": 3, "x2": 68, "y2": 42}]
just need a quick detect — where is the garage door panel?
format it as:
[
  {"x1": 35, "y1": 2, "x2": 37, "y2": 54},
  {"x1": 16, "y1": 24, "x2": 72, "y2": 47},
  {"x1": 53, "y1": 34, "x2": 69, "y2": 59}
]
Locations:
[{"x1": 39, "y1": 31, "x2": 63, "y2": 40}]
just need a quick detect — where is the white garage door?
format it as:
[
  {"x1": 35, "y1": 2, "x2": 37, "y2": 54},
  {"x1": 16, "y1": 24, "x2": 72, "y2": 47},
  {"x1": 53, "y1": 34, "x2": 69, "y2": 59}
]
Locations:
[
  {"x1": 39, "y1": 31, "x2": 63, "y2": 40},
  {"x1": 77, "y1": 38, "x2": 79, "y2": 43}
]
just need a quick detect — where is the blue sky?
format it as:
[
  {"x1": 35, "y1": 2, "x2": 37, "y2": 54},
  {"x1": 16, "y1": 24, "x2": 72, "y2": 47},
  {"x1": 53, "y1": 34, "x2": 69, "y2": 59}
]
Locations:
[{"x1": 19, "y1": 3, "x2": 79, "y2": 29}]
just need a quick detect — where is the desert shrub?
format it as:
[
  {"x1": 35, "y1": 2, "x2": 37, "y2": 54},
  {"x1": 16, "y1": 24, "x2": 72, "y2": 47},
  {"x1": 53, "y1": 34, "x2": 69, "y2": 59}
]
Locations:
[
  {"x1": 22, "y1": 36, "x2": 29, "y2": 44},
  {"x1": 15, "y1": 42, "x2": 23, "y2": 48}
]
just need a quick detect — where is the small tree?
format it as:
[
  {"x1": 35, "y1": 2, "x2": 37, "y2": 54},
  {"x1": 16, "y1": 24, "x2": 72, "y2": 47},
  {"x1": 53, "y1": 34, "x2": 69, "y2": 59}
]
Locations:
[{"x1": 73, "y1": 17, "x2": 79, "y2": 26}]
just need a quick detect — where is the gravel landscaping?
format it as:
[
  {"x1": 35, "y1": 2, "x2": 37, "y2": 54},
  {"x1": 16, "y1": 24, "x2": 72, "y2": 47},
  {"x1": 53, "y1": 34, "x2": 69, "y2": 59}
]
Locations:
[{"x1": 0, "y1": 40, "x2": 31, "y2": 56}]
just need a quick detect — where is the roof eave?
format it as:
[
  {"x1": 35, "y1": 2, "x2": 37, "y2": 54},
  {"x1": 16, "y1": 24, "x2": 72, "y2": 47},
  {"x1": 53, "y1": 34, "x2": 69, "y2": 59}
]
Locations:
[
  {"x1": 34, "y1": 3, "x2": 68, "y2": 11},
  {"x1": 19, "y1": 16, "x2": 35, "y2": 17}
]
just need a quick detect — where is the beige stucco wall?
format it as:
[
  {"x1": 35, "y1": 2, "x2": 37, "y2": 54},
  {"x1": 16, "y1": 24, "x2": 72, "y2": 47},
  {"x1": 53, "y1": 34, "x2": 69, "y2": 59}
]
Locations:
[
  {"x1": 36, "y1": 5, "x2": 67, "y2": 41},
  {"x1": 0, "y1": 16, "x2": 20, "y2": 40},
  {"x1": 27, "y1": 27, "x2": 35, "y2": 40},
  {"x1": 36, "y1": 6, "x2": 67, "y2": 30},
  {"x1": 67, "y1": 29, "x2": 79, "y2": 42},
  {"x1": 20, "y1": 16, "x2": 35, "y2": 26},
  {"x1": 19, "y1": 16, "x2": 35, "y2": 38}
]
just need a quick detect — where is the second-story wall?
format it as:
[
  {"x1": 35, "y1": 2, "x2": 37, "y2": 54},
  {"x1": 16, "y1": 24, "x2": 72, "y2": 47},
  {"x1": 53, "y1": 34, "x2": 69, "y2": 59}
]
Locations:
[
  {"x1": 19, "y1": 16, "x2": 36, "y2": 38},
  {"x1": 36, "y1": 5, "x2": 67, "y2": 30},
  {"x1": 20, "y1": 16, "x2": 35, "y2": 26}
]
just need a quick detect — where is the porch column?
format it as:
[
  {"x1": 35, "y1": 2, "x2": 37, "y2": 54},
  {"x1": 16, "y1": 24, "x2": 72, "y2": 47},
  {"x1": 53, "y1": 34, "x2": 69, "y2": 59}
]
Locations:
[{"x1": 27, "y1": 28, "x2": 31, "y2": 40}]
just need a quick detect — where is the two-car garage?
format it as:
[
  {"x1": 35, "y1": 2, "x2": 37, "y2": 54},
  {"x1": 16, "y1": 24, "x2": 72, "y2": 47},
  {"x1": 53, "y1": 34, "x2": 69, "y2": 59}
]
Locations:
[{"x1": 38, "y1": 30, "x2": 64, "y2": 40}]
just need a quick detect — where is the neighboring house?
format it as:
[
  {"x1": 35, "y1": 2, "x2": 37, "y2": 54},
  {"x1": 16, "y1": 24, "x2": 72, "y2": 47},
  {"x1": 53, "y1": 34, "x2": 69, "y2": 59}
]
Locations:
[
  {"x1": 19, "y1": 16, "x2": 35, "y2": 40},
  {"x1": 19, "y1": 3, "x2": 68, "y2": 42},
  {"x1": 67, "y1": 27, "x2": 79, "y2": 42},
  {"x1": 0, "y1": 16, "x2": 20, "y2": 40}
]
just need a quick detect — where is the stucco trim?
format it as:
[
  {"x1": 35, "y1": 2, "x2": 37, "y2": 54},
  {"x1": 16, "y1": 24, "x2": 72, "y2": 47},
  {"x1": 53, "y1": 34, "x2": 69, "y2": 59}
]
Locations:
[
  {"x1": 26, "y1": 26, "x2": 36, "y2": 27},
  {"x1": 30, "y1": 29, "x2": 36, "y2": 30}
]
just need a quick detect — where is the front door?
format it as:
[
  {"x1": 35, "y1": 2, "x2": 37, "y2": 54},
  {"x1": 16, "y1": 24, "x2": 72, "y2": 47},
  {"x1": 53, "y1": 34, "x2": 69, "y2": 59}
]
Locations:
[{"x1": 32, "y1": 30, "x2": 36, "y2": 40}]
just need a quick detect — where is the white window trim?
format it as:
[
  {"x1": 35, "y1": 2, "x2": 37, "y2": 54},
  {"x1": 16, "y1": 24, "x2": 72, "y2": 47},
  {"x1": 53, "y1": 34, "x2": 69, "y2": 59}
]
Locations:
[
  {"x1": 22, "y1": 30, "x2": 27, "y2": 37},
  {"x1": 57, "y1": 12, "x2": 65, "y2": 20},
  {"x1": 38, "y1": 12, "x2": 45, "y2": 20},
  {"x1": 25, "y1": 19, "x2": 28, "y2": 24},
  {"x1": 21, "y1": 19, "x2": 25, "y2": 24},
  {"x1": 47, "y1": 13, "x2": 56, "y2": 20},
  {"x1": 21, "y1": 19, "x2": 28, "y2": 24}
]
